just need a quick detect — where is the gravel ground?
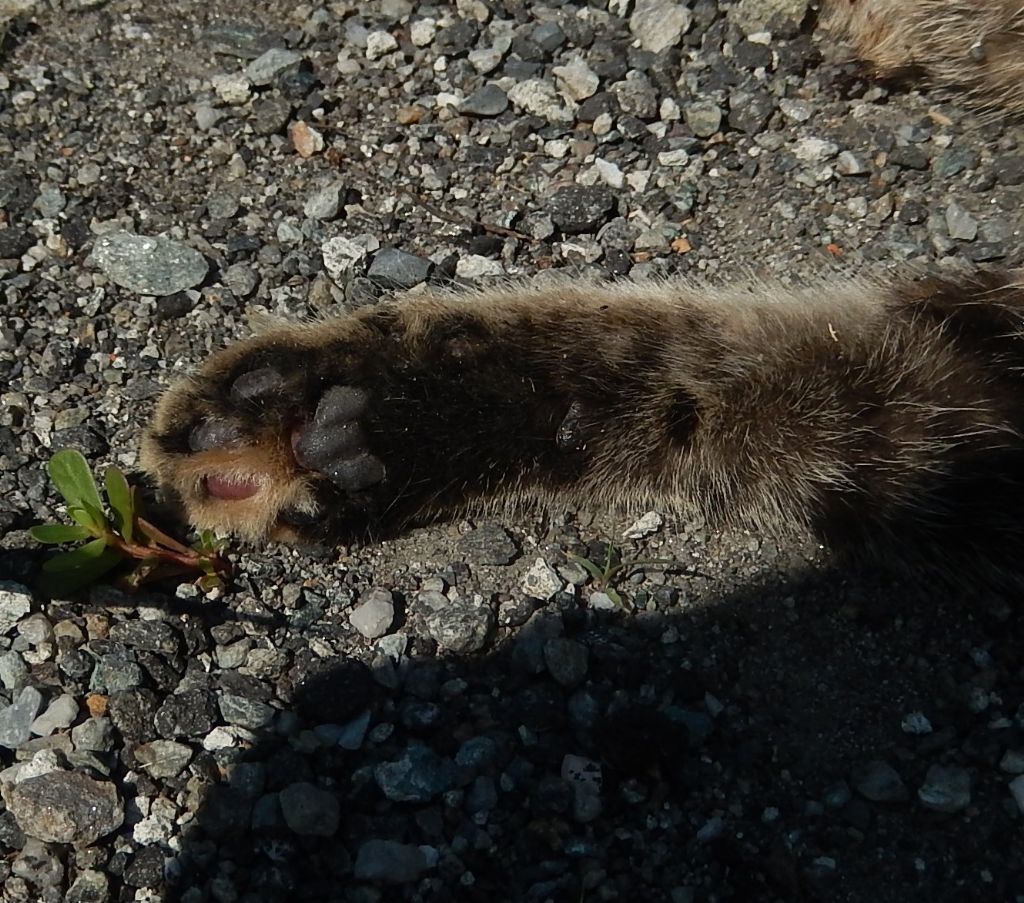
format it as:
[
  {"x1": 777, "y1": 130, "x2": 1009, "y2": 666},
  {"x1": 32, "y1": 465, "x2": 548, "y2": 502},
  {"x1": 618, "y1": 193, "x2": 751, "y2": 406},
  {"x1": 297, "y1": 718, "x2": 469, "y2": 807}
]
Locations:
[{"x1": 2, "y1": 1, "x2": 1024, "y2": 901}]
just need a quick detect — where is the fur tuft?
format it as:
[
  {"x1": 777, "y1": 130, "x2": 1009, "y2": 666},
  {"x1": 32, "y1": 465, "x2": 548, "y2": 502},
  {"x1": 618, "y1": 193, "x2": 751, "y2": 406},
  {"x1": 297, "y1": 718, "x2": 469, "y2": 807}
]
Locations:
[{"x1": 821, "y1": 0, "x2": 1024, "y2": 116}]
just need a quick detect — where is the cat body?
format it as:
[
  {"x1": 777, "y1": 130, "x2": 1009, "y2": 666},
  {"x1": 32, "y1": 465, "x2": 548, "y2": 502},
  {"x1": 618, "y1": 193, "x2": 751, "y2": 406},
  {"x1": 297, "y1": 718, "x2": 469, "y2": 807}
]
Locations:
[{"x1": 143, "y1": 268, "x2": 1024, "y2": 592}]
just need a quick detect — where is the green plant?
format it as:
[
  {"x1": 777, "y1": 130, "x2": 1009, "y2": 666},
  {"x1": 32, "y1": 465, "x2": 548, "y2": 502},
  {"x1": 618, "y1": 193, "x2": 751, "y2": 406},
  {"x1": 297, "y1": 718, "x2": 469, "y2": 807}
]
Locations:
[
  {"x1": 569, "y1": 541, "x2": 678, "y2": 611},
  {"x1": 30, "y1": 449, "x2": 230, "y2": 596}
]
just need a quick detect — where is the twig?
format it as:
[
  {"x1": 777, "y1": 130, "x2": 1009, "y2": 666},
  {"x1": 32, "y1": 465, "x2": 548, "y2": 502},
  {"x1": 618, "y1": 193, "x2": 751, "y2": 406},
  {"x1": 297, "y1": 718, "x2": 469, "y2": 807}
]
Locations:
[{"x1": 399, "y1": 189, "x2": 538, "y2": 243}]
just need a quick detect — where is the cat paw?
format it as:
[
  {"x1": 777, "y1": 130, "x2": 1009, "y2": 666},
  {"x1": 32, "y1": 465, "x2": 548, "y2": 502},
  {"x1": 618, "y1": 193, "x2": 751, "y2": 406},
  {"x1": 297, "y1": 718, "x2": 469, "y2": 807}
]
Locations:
[{"x1": 141, "y1": 332, "x2": 388, "y2": 542}]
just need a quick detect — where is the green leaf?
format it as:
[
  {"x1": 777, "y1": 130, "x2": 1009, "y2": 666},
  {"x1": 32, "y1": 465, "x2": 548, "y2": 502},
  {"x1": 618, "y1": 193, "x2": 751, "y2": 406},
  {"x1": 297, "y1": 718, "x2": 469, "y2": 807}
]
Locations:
[
  {"x1": 104, "y1": 466, "x2": 134, "y2": 542},
  {"x1": 41, "y1": 537, "x2": 111, "y2": 572},
  {"x1": 37, "y1": 539, "x2": 122, "y2": 596},
  {"x1": 47, "y1": 449, "x2": 103, "y2": 514},
  {"x1": 568, "y1": 553, "x2": 607, "y2": 584},
  {"x1": 68, "y1": 504, "x2": 107, "y2": 533},
  {"x1": 30, "y1": 523, "x2": 93, "y2": 544}
]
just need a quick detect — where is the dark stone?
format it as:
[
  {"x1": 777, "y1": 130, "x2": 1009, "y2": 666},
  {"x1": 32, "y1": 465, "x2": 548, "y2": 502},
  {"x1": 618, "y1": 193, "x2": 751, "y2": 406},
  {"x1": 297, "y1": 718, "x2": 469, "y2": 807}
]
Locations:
[
  {"x1": 548, "y1": 185, "x2": 617, "y2": 234},
  {"x1": 460, "y1": 84, "x2": 509, "y2": 117},
  {"x1": 123, "y1": 846, "x2": 165, "y2": 889},
  {"x1": 434, "y1": 20, "x2": 479, "y2": 56},
  {"x1": 154, "y1": 293, "x2": 195, "y2": 321},
  {"x1": 108, "y1": 688, "x2": 160, "y2": 743},
  {"x1": 0, "y1": 227, "x2": 33, "y2": 259},
  {"x1": 457, "y1": 524, "x2": 518, "y2": 565},
  {"x1": 993, "y1": 154, "x2": 1024, "y2": 186},
  {"x1": 154, "y1": 689, "x2": 217, "y2": 739},
  {"x1": 888, "y1": 145, "x2": 929, "y2": 170}
]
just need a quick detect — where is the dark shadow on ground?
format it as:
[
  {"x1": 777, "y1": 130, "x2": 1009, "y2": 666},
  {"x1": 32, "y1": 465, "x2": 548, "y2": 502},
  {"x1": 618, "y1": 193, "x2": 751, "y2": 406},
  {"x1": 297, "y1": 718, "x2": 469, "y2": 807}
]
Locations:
[{"x1": 133, "y1": 555, "x2": 1024, "y2": 903}]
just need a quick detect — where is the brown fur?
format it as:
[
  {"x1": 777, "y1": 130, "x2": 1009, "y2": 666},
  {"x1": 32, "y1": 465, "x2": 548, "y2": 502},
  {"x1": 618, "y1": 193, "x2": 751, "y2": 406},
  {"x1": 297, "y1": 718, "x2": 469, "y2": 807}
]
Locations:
[
  {"x1": 142, "y1": 268, "x2": 1024, "y2": 593},
  {"x1": 821, "y1": 0, "x2": 1024, "y2": 116}
]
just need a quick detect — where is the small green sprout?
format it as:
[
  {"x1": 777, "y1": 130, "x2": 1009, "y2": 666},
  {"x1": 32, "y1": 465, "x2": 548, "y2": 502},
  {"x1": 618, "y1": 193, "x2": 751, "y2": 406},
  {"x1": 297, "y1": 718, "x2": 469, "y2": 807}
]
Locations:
[
  {"x1": 569, "y1": 541, "x2": 678, "y2": 611},
  {"x1": 30, "y1": 449, "x2": 231, "y2": 596}
]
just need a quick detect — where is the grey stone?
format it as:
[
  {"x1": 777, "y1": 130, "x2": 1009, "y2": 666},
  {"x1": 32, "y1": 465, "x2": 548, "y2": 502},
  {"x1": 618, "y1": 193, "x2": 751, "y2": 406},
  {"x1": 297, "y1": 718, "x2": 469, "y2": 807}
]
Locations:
[
  {"x1": 337, "y1": 710, "x2": 372, "y2": 750},
  {"x1": 933, "y1": 147, "x2": 978, "y2": 178},
  {"x1": 0, "y1": 686, "x2": 44, "y2": 749},
  {"x1": 836, "y1": 151, "x2": 869, "y2": 175},
  {"x1": 354, "y1": 839, "x2": 429, "y2": 884},
  {"x1": 250, "y1": 95, "x2": 292, "y2": 135},
  {"x1": 279, "y1": 781, "x2": 340, "y2": 836},
  {"x1": 945, "y1": 201, "x2": 978, "y2": 241},
  {"x1": 133, "y1": 739, "x2": 193, "y2": 779},
  {"x1": 201, "y1": 22, "x2": 279, "y2": 59},
  {"x1": 728, "y1": 0, "x2": 811, "y2": 36},
  {"x1": 0, "y1": 650, "x2": 28, "y2": 690},
  {"x1": 630, "y1": 0, "x2": 691, "y2": 53},
  {"x1": 368, "y1": 247, "x2": 432, "y2": 288},
  {"x1": 219, "y1": 693, "x2": 275, "y2": 729},
  {"x1": 30, "y1": 694, "x2": 78, "y2": 737},
  {"x1": 12, "y1": 837, "x2": 64, "y2": 888},
  {"x1": 611, "y1": 73, "x2": 658, "y2": 120},
  {"x1": 70, "y1": 717, "x2": 114, "y2": 753},
  {"x1": 108, "y1": 619, "x2": 179, "y2": 655},
  {"x1": 455, "y1": 735, "x2": 500, "y2": 771},
  {"x1": 65, "y1": 869, "x2": 109, "y2": 903},
  {"x1": 194, "y1": 103, "x2": 224, "y2": 131},
  {"x1": 467, "y1": 43, "x2": 506, "y2": 75},
  {"x1": 375, "y1": 745, "x2": 458, "y2": 802},
  {"x1": 1010, "y1": 774, "x2": 1024, "y2": 815},
  {"x1": 0, "y1": 581, "x2": 32, "y2": 632},
  {"x1": 1000, "y1": 749, "x2": 1024, "y2": 774},
  {"x1": 245, "y1": 47, "x2": 301, "y2": 85},
  {"x1": 8, "y1": 770, "x2": 123, "y2": 844},
  {"x1": 778, "y1": 98, "x2": 812, "y2": 123},
  {"x1": 34, "y1": 186, "x2": 66, "y2": 218},
  {"x1": 918, "y1": 764, "x2": 971, "y2": 813},
  {"x1": 543, "y1": 638, "x2": 589, "y2": 688},
  {"x1": 460, "y1": 83, "x2": 508, "y2": 117},
  {"x1": 303, "y1": 182, "x2": 345, "y2": 220},
  {"x1": 685, "y1": 101, "x2": 722, "y2": 138},
  {"x1": 350, "y1": 589, "x2": 395, "y2": 639},
  {"x1": 727, "y1": 90, "x2": 775, "y2": 134},
  {"x1": 90, "y1": 655, "x2": 143, "y2": 694},
  {"x1": 458, "y1": 524, "x2": 518, "y2": 565},
  {"x1": 223, "y1": 262, "x2": 259, "y2": 297},
  {"x1": 424, "y1": 597, "x2": 495, "y2": 653},
  {"x1": 993, "y1": 154, "x2": 1024, "y2": 186},
  {"x1": 206, "y1": 194, "x2": 240, "y2": 219},
  {"x1": 91, "y1": 232, "x2": 208, "y2": 296},
  {"x1": 888, "y1": 145, "x2": 929, "y2": 170},
  {"x1": 851, "y1": 760, "x2": 908, "y2": 803}
]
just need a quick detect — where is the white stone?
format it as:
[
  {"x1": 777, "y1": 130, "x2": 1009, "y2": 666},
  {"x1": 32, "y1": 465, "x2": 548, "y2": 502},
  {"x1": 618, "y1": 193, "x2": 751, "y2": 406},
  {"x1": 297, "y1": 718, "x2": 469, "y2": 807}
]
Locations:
[
  {"x1": 366, "y1": 31, "x2": 399, "y2": 60},
  {"x1": 521, "y1": 559, "x2": 564, "y2": 600},
  {"x1": 410, "y1": 18, "x2": 437, "y2": 46},
  {"x1": 552, "y1": 57, "x2": 600, "y2": 101},
  {"x1": 622, "y1": 511, "x2": 664, "y2": 539},
  {"x1": 211, "y1": 73, "x2": 251, "y2": 105}
]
